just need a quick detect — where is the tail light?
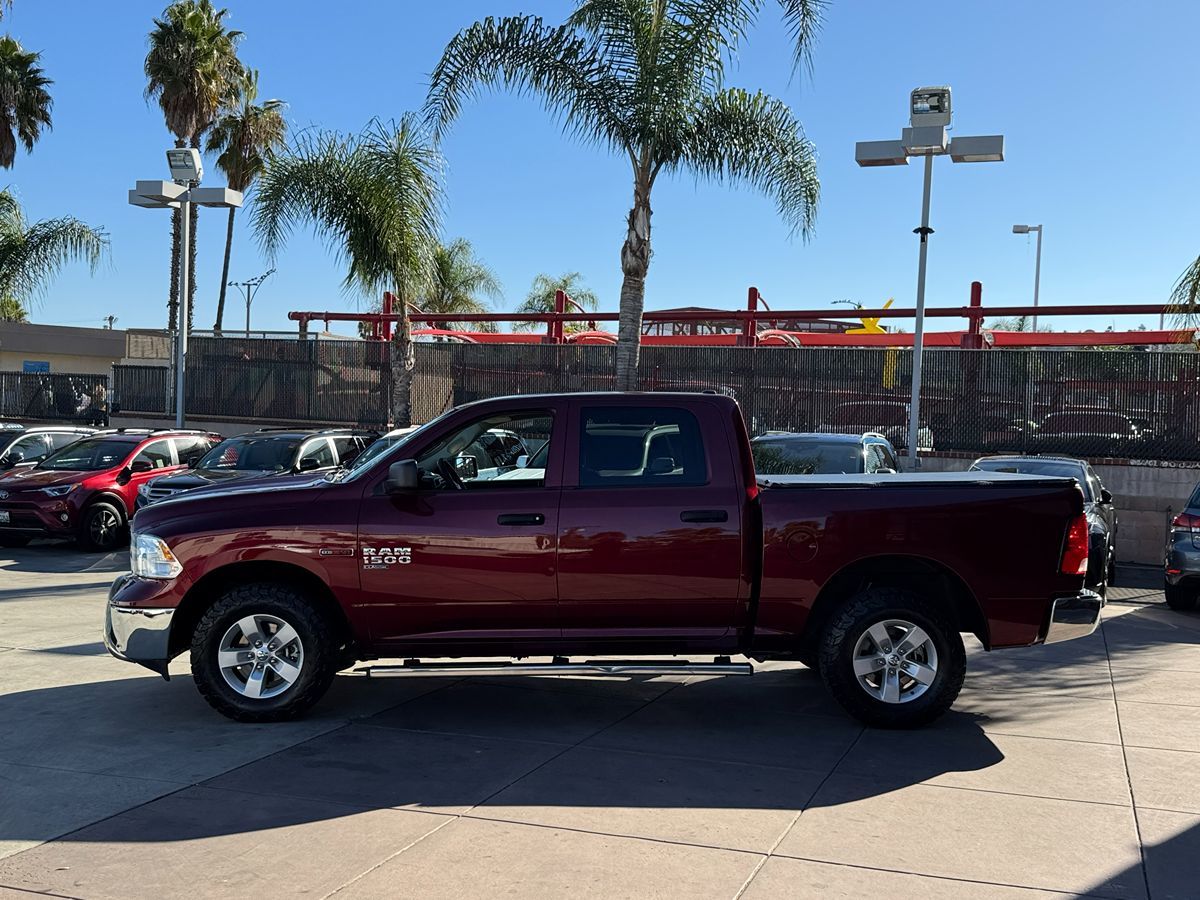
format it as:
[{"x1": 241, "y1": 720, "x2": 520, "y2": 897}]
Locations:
[
  {"x1": 1171, "y1": 512, "x2": 1200, "y2": 533},
  {"x1": 1060, "y1": 513, "x2": 1089, "y2": 576}
]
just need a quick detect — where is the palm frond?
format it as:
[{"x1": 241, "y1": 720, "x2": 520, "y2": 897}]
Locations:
[
  {"x1": 0, "y1": 192, "x2": 108, "y2": 309},
  {"x1": 426, "y1": 14, "x2": 630, "y2": 152},
  {"x1": 676, "y1": 87, "x2": 818, "y2": 238},
  {"x1": 775, "y1": 0, "x2": 826, "y2": 76},
  {"x1": 1168, "y1": 255, "x2": 1200, "y2": 330}
]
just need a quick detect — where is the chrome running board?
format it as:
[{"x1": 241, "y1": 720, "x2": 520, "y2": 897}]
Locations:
[{"x1": 352, "y1": 657, "x2": 753, "y2": 678}]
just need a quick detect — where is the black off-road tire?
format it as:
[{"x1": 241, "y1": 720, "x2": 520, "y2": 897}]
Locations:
[
  {"x1": 77, "y1": 501, "x2": 126, "y2": 552},
  {"x1": 0, "y1": 535, "x2": 31, "y2": 548},
  {"x1": 818, "y1": 587, "x2": 966, "y2": 729},
  {"x1": 1164, "y1": 583, "x2": 1198, "y2": 612},
  {"x1": 1107, "y1": 552, "x2": 1117, "y2": 588},
  {"x1": 190, "y1": 582, "x2": 338, "y2": 722}
]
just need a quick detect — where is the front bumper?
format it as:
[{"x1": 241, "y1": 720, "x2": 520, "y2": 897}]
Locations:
[
  {"x1": 0, "y1": 497, "x2": 77, "y2": 537},
  {"x1": 1042, "y1": 590, "x2": 1104, "y2": 644},
  {"x1": 104, "y1": 574, "x2": 175, "y2": 678}
]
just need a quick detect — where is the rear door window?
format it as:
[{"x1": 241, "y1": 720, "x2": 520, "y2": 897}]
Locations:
[
  {"x1": 8, "y1": 433, "x2": 51, "y2": 463},
  {"x1": 578, "y1": 406, "x2": 707, "y2": 487}
]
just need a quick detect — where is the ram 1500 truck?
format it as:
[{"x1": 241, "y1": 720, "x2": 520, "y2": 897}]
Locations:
[{"x1": 106, "y1": 393, "x2": 1100, "y2": 728}]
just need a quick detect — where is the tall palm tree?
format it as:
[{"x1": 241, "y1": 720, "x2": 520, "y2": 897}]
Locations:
[
  {"x1": 0, "y1": 35, "x2": 52, "y2": 169},
  {"x1": 253, "y1": 117, "x2": 443, "y2": 425},
  {"x1": 513, "y1": 271, "x2": 599, "y2": 332},
  {"x1": 418, "y1": 237, "x2": 501, "y2": 330},
  {"x1": 428, "y1": 0, "x2": 823, "y2": 389},
  {"x1": 205, "y1": 69, "x2": 286, "y2": 333},
  {"x1": 0, "y1": 190, "x2": 108, "y2": 321},
  {"x1": 145, "y1": 0, "x2": 243, "y2": 334}
]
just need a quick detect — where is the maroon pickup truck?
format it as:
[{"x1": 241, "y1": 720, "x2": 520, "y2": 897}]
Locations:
[{"x1": 106, "y1": 393, "x2": 1100, "y2": 728}]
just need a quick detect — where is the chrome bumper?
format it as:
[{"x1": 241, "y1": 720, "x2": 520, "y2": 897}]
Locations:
[
  {"x1": 1042, "y1": 590, "x2": 1104, "y2": 644},
  {"x1": 104, "y1": 575, "x2": 174, "y2": 679}
]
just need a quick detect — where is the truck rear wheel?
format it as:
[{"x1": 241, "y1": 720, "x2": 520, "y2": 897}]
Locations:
[
  {"x1": 818, "y1": 587, "x2": 966, "y2": 728},
  {"x1": 190, "y1": 583, "x2": 338, "y2": 722}
]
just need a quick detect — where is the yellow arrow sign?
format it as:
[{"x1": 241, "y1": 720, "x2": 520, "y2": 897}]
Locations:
[{"x1": 845, "y1": 297, "x2": 893, "y2": 334}]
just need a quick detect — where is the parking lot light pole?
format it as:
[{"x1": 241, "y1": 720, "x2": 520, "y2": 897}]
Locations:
[
  {"x1": 856, "y1": 86, "x2": 1004, "y2": 468},
  {"x1": 129, "y1": 149, "x2": 242, "y2": 428},
  {"x1": 1012, "y1": 224, "x2": 1043, "y2": 333}
]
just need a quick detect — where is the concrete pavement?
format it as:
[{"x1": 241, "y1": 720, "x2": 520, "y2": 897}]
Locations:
[{"x1": 0, "y1": 542, "x2": 1197, "y2": 899}]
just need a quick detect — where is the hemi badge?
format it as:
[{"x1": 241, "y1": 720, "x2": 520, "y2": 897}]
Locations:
[{"x1": 319, "y1": 548, "x2": 354, "y2": 557}]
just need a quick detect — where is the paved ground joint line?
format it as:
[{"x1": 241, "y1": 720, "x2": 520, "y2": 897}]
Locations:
[{"x1": 1099, "y1": 606, "x2": 1154, "y2": 900}]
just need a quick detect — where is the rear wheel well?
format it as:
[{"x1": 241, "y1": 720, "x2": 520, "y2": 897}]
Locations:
[
  {"x1": 168, "y1": 561, "x2": 353, "y2": 659},
  {"x1": 801, "y1": 555, "x2": 988, "y2": 656}
]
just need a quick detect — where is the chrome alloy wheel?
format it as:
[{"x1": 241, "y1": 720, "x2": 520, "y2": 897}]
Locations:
[
  {"x1": 217, "y1": 614, "x2": 304, "y2": 700},
  {"x1": 851, "y1": 619, "x2": 939, "y2": 704},
  {"x1": 89, "y1": 508, "x2": 121, "y2": 546}
]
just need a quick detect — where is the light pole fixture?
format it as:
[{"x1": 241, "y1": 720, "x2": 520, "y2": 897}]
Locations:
[
  {"x1": 230, "y1": 268, "x2": 276, "y2": 338},
  {"x1": 855, "y1": 86, "x2": 1004, "y2": 468},
  {"x1": 1012, "y1": 224, "x2": 1043, "y2": 333},
  {"x1": 128, "y1": 149, "x2": 242, "y2": 428}
]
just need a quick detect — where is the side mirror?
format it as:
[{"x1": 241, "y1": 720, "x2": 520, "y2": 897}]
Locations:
[
  {"x1": 116, "y1": 465, "x2": 132, "y2": 485},
  {"x1": 2, "y1": 450, "x2": 22, "y2": 469},
  {"x1": 385, "y1": 459, "x2": 419, "y2": 494},
  {"x1": 129, "y1": 460, "x2": 153, "y2": 474},
  {"x1": 454, "y1": 455, "x2": 479, "y2": 480},
  {"x1": 1100, "y1": 488, "x2": 1114, "y2": 505},
  {"x1": 515, "y1": 454, "x2": 530, "y2": 469},
  {"x1": 297, "y1": 457, "x2": 321, "y2": 472},
  {"x1": 185, "y1": 455, "x2": 201, "y2": 469},
  {"x1": 647, "y1": 456, "x2": 675, "y2": 475}
]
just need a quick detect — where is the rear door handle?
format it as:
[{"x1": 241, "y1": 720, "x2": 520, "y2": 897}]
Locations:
[
  {"x1": 680, "y1": 509, "x2": 728, "y2": 523},
  {"x1": 497, "y1": 513, "x2": 545, "y2": 526}
]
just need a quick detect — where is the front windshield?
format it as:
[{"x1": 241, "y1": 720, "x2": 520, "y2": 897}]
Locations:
[
  {"x1": 971, "y1": 459, "x2": 1093, "y2": 501},
  {"x1": 38, "y1": 438, "x2": 131, "y2": 472},
  {"x1": 753, "y1": 440, "x2": 864, "y2": 475},
  {"x1": 198, "y1": 436, "x2": 300, "y2": 472}
]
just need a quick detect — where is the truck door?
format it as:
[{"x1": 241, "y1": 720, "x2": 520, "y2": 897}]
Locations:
[
  {"x1": 557, "y1": 399, "x2": 744, "y2": 643},
  {"x1": 357, "y1": 406, "x2": 563, "y2": 648}
]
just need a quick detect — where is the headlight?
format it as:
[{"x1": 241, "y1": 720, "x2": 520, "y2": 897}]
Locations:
[
  {"x1": 41, "y1": 484, "x2": 78, "y2": 497},
  {"x1": 131, "y1": 533, "x2": 183, "y2": 579}
]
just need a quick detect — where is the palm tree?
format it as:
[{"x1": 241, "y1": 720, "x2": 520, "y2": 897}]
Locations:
[
  {"x1": 0, "y1": 36, "x2": 52, "y2": 169},
  {"x1": 253, "y1": 117, "x2": 443, "y2": 426},
  {"x1": 0, "y1": 190, "x2": 108, "y2": 321},
  {"x1": 205, "y1": 69, "x2": 286, "y2": 333},
  {"x1": 428, "y1": 0, "x2": 823, "y2": 389},
  {"x1": 513, "y1": 271, "x2": 599, "y2": 332},
  {"x1": 145, "y1": 0, "x2": 243, "y2": 334},
  {"x1": 1169, "y1": 258, "x2": 1200, "y2": 331},
  {"x1": 418, "y1": 238, "x2": 501, "y2": 330}
]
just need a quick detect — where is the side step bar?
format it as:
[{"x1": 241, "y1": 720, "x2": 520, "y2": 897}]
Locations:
[{"x1": 352, "y1": 657, "x2": 754, "y2": 678}]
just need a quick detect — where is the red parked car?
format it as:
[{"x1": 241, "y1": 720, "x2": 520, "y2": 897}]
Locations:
[
  {"x1": 107, "y1": 394, "x2": 1098, "y2": 727},
  {"x1": 0, "y1": 429, "x2": 221, "y2": 551}
]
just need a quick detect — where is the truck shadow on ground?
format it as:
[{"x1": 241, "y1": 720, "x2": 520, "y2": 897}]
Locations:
[
  {"x1": 0, "y1": 540, "x2": 128, "y2": 575},
  {"x1": 0, "y1": 667, "x2": 1009, "y2": 849}
]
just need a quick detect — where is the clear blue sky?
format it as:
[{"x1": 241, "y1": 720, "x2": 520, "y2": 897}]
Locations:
[{"x1": 5, "y1": 1, "x2": 1198, "y2": 336}]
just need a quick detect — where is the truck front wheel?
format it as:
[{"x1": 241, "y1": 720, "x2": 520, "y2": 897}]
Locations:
[
  {"x1": 818, "y1": 587, "x2": 966, "y2": 728},
  {"x1": 190, "y1": 583, "x2": 338, "y2": 722}
]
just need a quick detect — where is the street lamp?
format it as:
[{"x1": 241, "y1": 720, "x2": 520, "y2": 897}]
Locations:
[
  {"x1": 856, "y1": 86, "x2": 1004, "y2": 468},
  {"x1": 129, "y1": 149, "x2": 243, "y2": 428},
  {"x1": 230, "y1": 268, "x2": 276, "y2": 338},
  {"x1": 1012, "y1": 224, "x2": 1043, "y2": 333}
]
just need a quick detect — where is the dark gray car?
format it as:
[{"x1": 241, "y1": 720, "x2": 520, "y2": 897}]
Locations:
[
  {"x1": 971, "y1": 455, "x2": 1118, "y2": 596},
  {"x1": 1166, "y1": 484, "x2": 1200, "y2": 611}
]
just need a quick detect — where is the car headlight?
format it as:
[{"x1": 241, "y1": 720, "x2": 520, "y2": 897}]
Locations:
[
  {"x1": 131, "y1": 533, "x2": 183, "y2": 579},
  {"x1": 41, "y1": 484, "x2": 78, "y2": 498}
]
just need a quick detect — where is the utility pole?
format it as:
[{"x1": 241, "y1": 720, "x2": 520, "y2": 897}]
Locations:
[
  {"x1": 229, "y1": 268, "x2": 276, "y2": 337},
  {"x1": 103, "y1": 315, "x2": 117, "y2": 330}
]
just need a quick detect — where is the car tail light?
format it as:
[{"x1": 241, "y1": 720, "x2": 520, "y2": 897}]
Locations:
[
  {"x1": 1171, "y1": 512, "x2": 1200, "y2": 533},
  {"x1": 1060, "y1": 513, "x2": 1089, "y2": 576}
]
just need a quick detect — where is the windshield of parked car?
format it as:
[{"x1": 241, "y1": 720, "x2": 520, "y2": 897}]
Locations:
[
  {"x1": 197, "y1": 436, "x2": 300, "y2": 472},
  {"x1": 970, "y1": 458, "x2": 1093, "y2": 501},
  {"x1": 752, "y1": 439, "x2": 864, "y2": 475},
  {"x1": 37, "y1": 438, "x2": 132, "y2": 472}
]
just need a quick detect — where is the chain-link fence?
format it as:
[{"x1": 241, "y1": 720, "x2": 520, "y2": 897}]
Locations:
[
  {"x1": 106, "y1": 338, "x2": 1200, "y2": 461},
  {"x1": 0, "y1": 371, "x2": 106, "y2": 422}
]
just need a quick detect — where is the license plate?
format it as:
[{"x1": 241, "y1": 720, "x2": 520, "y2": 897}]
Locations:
[{"x1": 0, "y1": 511, "x2": 9, "y2": 524}]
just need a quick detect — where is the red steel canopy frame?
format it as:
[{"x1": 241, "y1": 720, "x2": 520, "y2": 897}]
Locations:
[{"x1": 289, "y1": 284, "x2": 1192, "y2": 349}]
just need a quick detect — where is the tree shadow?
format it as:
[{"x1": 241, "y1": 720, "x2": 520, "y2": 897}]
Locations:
[{"x1": 0, "y1": 540, "x2": 128, "y2": 576}]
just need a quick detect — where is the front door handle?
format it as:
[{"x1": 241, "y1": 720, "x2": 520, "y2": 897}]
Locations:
[
  {"x1": 497, "y1": 513, "x2": 545, "y2": 526},
  {"x1": 680, "y1": 509, "x2": 728, "y2": 523}
]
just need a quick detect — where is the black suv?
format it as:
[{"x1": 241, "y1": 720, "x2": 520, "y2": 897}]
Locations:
[
  {"x1": 135, "y1": 427, "x2": 379, "y2": 508},
  {"x1": 751, "y1": 431, "x2": 902, "y2": 475},
  {"x1": 0, "y1": 424, "x2": 96, "y2": 471}
]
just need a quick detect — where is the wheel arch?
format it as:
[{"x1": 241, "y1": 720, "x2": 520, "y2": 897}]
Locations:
[
  {"x1": 83, "y1": 491, "x2": 129, "y2": 519},
  {"x1": 803, "y1": 554, "x2": 989, "y2": 654},
  {"x1": 168, "y1": 560, "x2": 354, "y2": 659}
]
